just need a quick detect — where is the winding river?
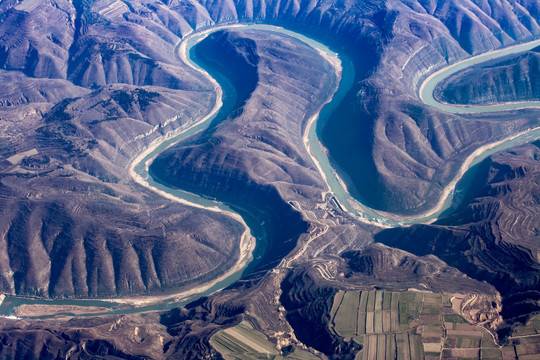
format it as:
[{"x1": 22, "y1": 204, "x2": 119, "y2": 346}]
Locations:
[
  {"x1": 323, "y1": 38, "x2": 540, "y2": 226},
  {"x1": 1, "y1": 27, "x2": 539, "y2": 318}
]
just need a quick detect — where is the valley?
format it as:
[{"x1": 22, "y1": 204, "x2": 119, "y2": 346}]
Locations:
[{"x1": 0, "y1": 0, "x2": 538, "y2": 359}]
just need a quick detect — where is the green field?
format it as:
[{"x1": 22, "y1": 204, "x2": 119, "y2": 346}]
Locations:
[
  {"x1": 211, "y1": 321, "x2": 319, "y2": 360},
  {"x1": 213, "y1": 297, "x2": 540, "y2": 359},
  {"x1": 330, "y1": 290, "x2": 503, "y2": 360}
]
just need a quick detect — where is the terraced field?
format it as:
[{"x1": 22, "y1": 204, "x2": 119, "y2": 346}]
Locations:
[
  {"x1": 329, "y1": 290, "x2": 504, "y2": 360},
  {"x1": 210, "y1": 321, "x2": 319, "y2": 360}
]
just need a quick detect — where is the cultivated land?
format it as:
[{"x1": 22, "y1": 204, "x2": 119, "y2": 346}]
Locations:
[
  {"x1": 503, "y1": 314, "x2": 540, "y2": 359},
  {"x1": 329, "y1": 290, "x2": 527, "y2": 360},
  {"x1": 210, "y1": 321, "x2": 320, "y2": 360}
]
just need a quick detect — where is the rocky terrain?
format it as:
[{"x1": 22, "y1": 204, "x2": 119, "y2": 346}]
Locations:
[
  {"x1": 0, "y1": 0, "x2": 249, "y2": 298},
  {"x1": 435, "y1": 46, "x2": 540, "y2": 105},
  {"x1": 376, "y1": 141, "x2": 540, "y2": 336},
  {"x1": 150, "y1": 28, "x2": 338, "y2": 274},
  {"x1": 319, "y1": 0, "x2": 540, "y2": 214},
  {"x1": 0, "y1": 0, "x2": 538, "y2": 359}
]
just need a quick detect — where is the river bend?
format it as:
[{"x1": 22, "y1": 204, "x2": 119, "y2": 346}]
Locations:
[{"x1": 1, "y1": 29, "x2": 539, "y2": 318}]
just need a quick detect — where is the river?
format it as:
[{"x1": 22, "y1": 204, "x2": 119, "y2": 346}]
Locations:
[
  {"x1": 1, "y1": 28, "x2": 538, "y2": 318},
  {"x1": 322, "y1": 38, "x2": 540, "y2": 226}
]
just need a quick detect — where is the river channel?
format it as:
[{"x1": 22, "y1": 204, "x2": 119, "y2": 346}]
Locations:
[{"x1": 1, "y1": 28, "x2": 538, "y2": 318}]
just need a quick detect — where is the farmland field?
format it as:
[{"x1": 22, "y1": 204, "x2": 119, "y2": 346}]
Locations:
[
  {"x1": 329, "y1": 290, "x2": 505, "y2": 360},
  {"x1": 213, "y1": 296, "x2": 540, "y2": 359},
  {"x1": 211, "y1": 321, "x2": 319, "y2": 360},
  {"x1": 502, "y1": 314, "x2": 540, "y2": 359}
]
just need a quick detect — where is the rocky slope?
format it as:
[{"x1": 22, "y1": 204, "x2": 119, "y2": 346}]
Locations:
[
  {"x1": 376, "y1": 141, "x2": 540, "y2": 333},
  {"x1": 150, "y1": 28, "x2": 337, "y2": 274},
  {"x1": 435, "y1": 46, "x2": 540, "y2": 105},
  {"x1": 0, "y1": 313, "x2": 170, "y2": 359},
  {"x1": 320, "y1": 0, "x2": 540, "y2": 214},
  {"x1": 1, "y1": 0, "x2": 538, "y2": 297},
  {"x1": 0, "y1": 0, "x2": 245, "y2": 298}
]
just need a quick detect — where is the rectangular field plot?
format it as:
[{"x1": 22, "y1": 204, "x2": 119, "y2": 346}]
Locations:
[
  {"x1": 331, "y1": 290, "x2": 503, "y2": 359},
  {"x1": 501, "y1": 314, "x2": 540, "y2": 358},
  {"x1": 365, "y1": 311, "x2": 374, "y2": 335},
  {"x1": 284, "y1": 350, "x2": 322, "y2": 360},
  {"x1": 333, "y1": 291, "x2": 360, "y2": 337},
  {"x1": 355, "y1": 334, "x2": 398, "y2": 360},
  {"x1": 396, "y1": 332, "x2": 414, "y2": 360},
  {"x1": 357, "y1": 311, "x2": 367, "y2": 335},
  {"x1": 504, "y1": 335, "x2": 540, "y2": 359},
  {"x1": 359, "y1": 291, "x2": 369, "y2": 313},
  {"x1": 391, "y1": 293, "x2": 400, "y2": 332},
  {"x1": 444, "y1": 314, "x2": 468, "y2": 325},
  {"x1": 420, "y1": 293, "x2": 441, "y2": 316},
  {"x1": 444, "y1": 334, "x2": 481, "y2": 349},
  {"x1": 408, "y1": 331, "x2": 424, "y2": 360},
  {"x1": 330, "y1": 290, "x2": 345, "y2": 320},
  {"x1": 383, "y1": 291, "x2": 392, "y2": 311},
  {"x1": 481, "y1": 348, "x2": 502, "y2": 359},
  {"x1": 442, "y1": 348, "x2": 483, "y2": 358},
  {"x1": 422, "y1": 342, "x2": 441, "y2": 354},
  {"x1": 382, "y1": 310, "x2": 391, "y2": 333},
  {"x1": 210, "y1": 321, "x2": 278, "y2": 359},
  {"x1": 480, "y1": 333, "x2": 498, "y2": 348},
  {"x1": 419, "y1": 314, "x2": 441, "y2": 325},
  {"x1": 375, "y1": 291, "x2": 384, "y2": 311},
  {"x1": 419, "y1": 305, "x2": 440, "y2": 315},
  {"x1": 211, "y1": 321, "x2": 319, "y2": 360},
  {"x1": 422, "y1": 325, "x2": 443, "y2": 339},
  {"x1": 366, "y1": 291, "x2": 376, "y2": 313},
  {"x1": 374, "y1": 310, "x2": 383, "y2": 334},
  {"x1": 422, "y1": 293, "x2": 442, "y2": 305},
  {"x1": 398, "y1": 293, "x2": 421, "y2": 330}
]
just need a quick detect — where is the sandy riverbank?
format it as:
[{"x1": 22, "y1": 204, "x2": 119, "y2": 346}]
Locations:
[
  {"x1": 13, "y1": 304, "x2": 110, "y2": 317},
  {"x1": 419, "y1": 38, "x2": 540, "y2": 103},
  {"x1": 122, "y1": 26, "x2": 255, "y2": 307},
  {"x1": 301, "y1": 52, "x2": 342, "y2": 199},
  {"x1": 370, "y1": 126, "x2": 540, "y2": 224}
]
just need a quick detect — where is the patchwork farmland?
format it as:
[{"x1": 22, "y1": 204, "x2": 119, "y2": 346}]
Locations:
[
  {"x1": 210, "y1": 294, "x2": 540, "y2": 359},
  {"x1": 502, "y1": 314, "x2": 540, "y2": 359},
  {"x1": 329, "y1": 290, "x2": 504, "y2": 360},
  {"x1": 210, "y1": 321, "x2": 319, "y2": 360}
]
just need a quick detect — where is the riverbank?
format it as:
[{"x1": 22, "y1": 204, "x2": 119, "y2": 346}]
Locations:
[
  {"x1": 419, "y1": 38, "x2": 540, "y2": 113},
  {"x1": 301, "y1": 50, "x2": 342, "y2": 201},
  {"x1": 125, "y1": 27, "x2": 255, "y2": 307},
  {"x1": 333, "y1": 38, "x2": 540, "y2": 225},
  {"x1": 369, "y1": 126, "x2": 540, "y2": 224},
  {"x1": 13, "y1": 304, "x2": 111, "y2": 318}
]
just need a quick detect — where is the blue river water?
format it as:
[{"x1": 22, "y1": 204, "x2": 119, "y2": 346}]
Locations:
[{"x1": 1, "y1": 28, "x2": 538, "y2": 318}]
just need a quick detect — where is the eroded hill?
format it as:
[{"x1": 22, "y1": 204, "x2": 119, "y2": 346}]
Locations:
[{"x1": 435, "y1": 46, "x2": 540, "y2": 105}]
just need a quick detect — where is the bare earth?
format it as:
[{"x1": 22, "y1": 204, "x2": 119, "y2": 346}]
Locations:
[{"x1": 14, "y1": 304, "x2": 110, "y2": 317}]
